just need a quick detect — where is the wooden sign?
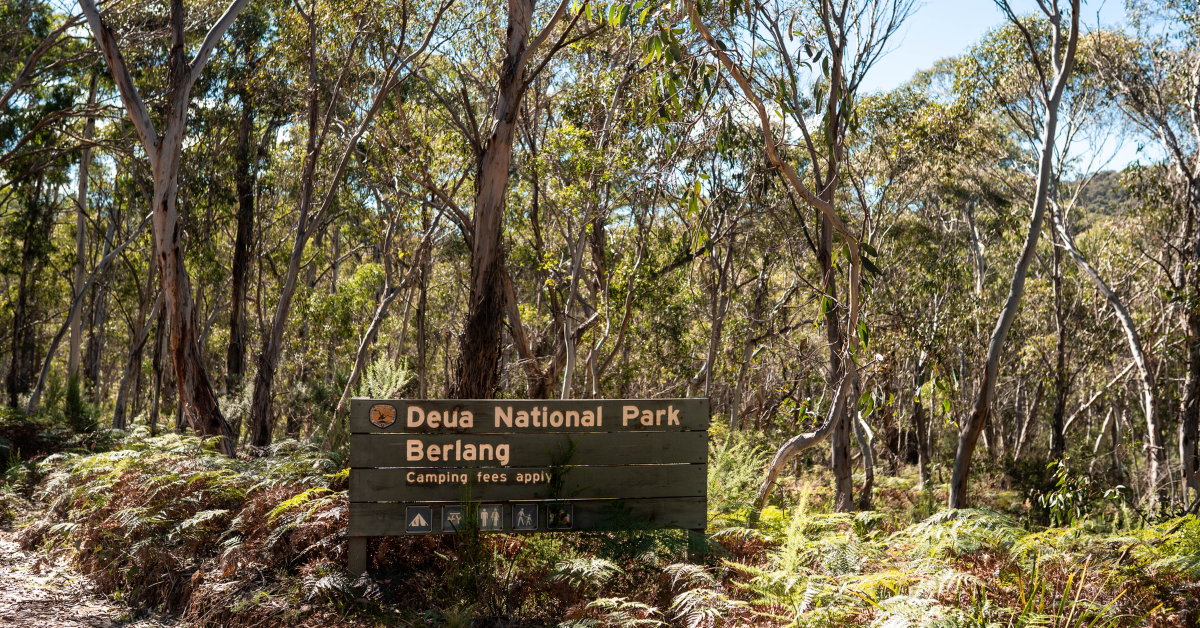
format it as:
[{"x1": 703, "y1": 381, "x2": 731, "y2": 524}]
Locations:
[
  {"x1": 347, "y1": 398, "x2": 709, "y2": 574},
  {"x1": 349, "y1": 398, "x2": 709, "y2": 433}
]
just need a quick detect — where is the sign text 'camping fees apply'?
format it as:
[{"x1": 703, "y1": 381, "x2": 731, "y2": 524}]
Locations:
[{"x1": 347, "y1": 398, "x2": 709, "y2": 573}]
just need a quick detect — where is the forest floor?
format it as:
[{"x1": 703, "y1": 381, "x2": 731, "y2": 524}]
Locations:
[
  {"x1": 3, "y1": 428, "x2": 1200, "y2": 627},
  {"x1": 0, "y1": 519, "x2": 178, "y2": 628}
]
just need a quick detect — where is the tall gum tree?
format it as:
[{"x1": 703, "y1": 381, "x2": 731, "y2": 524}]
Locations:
[
  {"x1": 450, "y1": 0, "x2": 596, "y2": 399},
  {"x1": 247, "y1": 0, "x2": 453, "y2": 447},
  {"x1": 686, "y1": 0, "x2": 912, "y2": 512},
  {"x1": 949, "y1": 0, "x2": 1080, "y2": 509},
  {"x1": 77, "y1": 0, "x2": 250, "y2": 455},
  {"x1": 1093, "y1": 8, "x2": 1200, "y2": 507}
]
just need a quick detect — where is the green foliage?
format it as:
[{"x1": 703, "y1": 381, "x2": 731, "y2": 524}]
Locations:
[
  {"x1": 714, "y1": 501, "x2": 1163, "y2": 627},
  {"x1": 356, "y1": 358, "x2": 413, "y2": 399},
  {"x1": 62, "y1": 374, "x2": 95, "y2": 433},
  {"x1": 548, "y1": 557, "x2": 624, "y2": 594},
  {"x1": 899, "y1": 508, "x2": 1026, "y2": 557},
  {"x1": 585, "y1": 597, "x2": 666, "y2": 628},
  {"x1": 13, "y1": 430, "x2": 1198, "y2": 626},
  {"x1": 1034, "y1": 460, "x2": 1125, "y2": 527},
  {"x1": 707, "y1": 429, "x2": 771, "y2": 528},
  {"x1": 19, "y1": 432, "x2": 348, "y2": 617}
]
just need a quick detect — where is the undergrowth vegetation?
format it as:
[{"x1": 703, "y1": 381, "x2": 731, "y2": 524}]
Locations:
[{"x1": 5, "y1": 428, "x2": 1200, "y2": 627}]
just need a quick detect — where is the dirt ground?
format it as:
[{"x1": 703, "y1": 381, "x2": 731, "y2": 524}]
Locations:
[{"x1": 0, "y1": 529, "x2": 178, "y2": 628}]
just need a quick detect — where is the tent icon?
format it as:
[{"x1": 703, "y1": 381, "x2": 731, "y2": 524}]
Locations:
[{"x1": 405, "y1": 506, "x2": 433, "y2": 533}]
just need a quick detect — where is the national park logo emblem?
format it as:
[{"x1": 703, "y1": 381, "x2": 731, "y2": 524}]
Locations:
[{"x1": 369, "y1": 404, "x2": 396, "y2": 429}]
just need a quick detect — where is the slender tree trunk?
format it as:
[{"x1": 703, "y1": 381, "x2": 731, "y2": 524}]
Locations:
[
  {"x1": 1050, "y1": 228, "x2": 1068, "y2": 460},
  {"x1": 1179, "y1": 178, "x2": 1200, "y2": 506},
  {"x1": 819, "y1": 211, "x2": 853, "y2": 512},
  {"x1": 8, "y1": 173, "x2": 47, "y2": 409},
  {"x1": 690, "y1": 227, "x2": 736, "y2": 396},
  {"x1": 149, "y1": 305, "x2": 166, "y2": 437},
  {"x1": 1185, "y1": 308, "x2": 1200, "y2": 505},
  {"x1": 964, "y1": 201, "x2": 984, "y2": 297},
  {"x1": 115, "y1": 245, "x2": 158, "y2": 429},
  {"x1": 1013, "y1": 380, "x2": 1044, "y2": 461},
  {"x1": 417, "y1": 206, "x2": 430, "y2": 399},
  {"x1": 248, "y1": 8, "x2": 320, "y2": 448},
  {"x1": 1112, "y1": 402, "x2": 1123, "y2": 482},
  {"x1": 332, "y1": 285, "x2": 403, "y2": 431},
  {"x1": 853, "y1": 381, "x2": 875, "y2": 510},
  {"x1": 731, "y1": 256, "x2": 769, "y2": 430},
  {"x1": 326, "y1": 223, "x2": 340, "y2": 390},
  {"x1": 949, "y1": 0, "x2": 1079, "y2": 508},
  {"x1": 226, "y1": 92, "x2": 255, "y2": 393},
  {"x1": 69, "y1": 75, "x2": 98, "y2": 380},
  {"x1": 113, "y1": 293, "x2": 160, "y2": 429},
  {"x1": 913, "y1": 361, "x2": 930, "y2": 489},
  {"x1": 118, "y1": 250, "x2": 160, "y2": 427},
  {"x1": 84, "y1": 209, "x2": 116, "y2": 400},
  {"x1": 452, "y1": 0, "x2": 574, "y2": 399},
  {"x1": 560, "y1": 223, "x2": 592, "y2": 399},
  {"x1": 1051, "y1": 201, "x2": 1165, "y2": 504}
]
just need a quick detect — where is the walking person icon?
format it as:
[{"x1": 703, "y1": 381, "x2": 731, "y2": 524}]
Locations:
[{"x1": 513, "y1": 504, "x2": 538, "y2": 531}]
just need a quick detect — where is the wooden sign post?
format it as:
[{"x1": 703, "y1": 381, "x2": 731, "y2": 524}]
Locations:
[{"x1": 347, "y1": 398, "x2": 709, "y2": 574}]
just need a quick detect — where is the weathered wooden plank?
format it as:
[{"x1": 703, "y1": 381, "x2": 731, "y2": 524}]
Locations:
[
  {"x1": 350, "y1": 431, "x2": 707, "y2": 468},
  {"x1": 349, "y1": 398, "x2": 710, "y2": 434},
  {"x1": 348, "y1": 536, "x2": 367, "y2": 575},
  {"x1": 350, "y1": 464, "x2": 707, "y2": 502},
  {"x1": 347, "y1": 498, "x2": 707, "y2": 536}
]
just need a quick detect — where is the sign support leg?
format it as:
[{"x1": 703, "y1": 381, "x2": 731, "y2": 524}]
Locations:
[
  {"x1": 348, "y1": 536, "x2": 367, "y2": 576},
  {"x1": 686, "y1": 528, "x2": 706, "y2": 563}
]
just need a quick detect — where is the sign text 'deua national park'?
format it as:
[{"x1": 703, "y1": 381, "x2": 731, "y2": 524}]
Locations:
[{"x1": 347, "y1": 398, "x2": 709, "y2": 572}]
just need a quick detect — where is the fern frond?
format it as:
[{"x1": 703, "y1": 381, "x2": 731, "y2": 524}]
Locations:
[
  {"x1": 547, "y1": 558, "x2": 623, "y2": 591},
  {"x1": 670, "y1": 587, "x2": 745, "y2": 628},
  {"x1": 664, "y1": 562, "x2": 718, "y2": 589}
]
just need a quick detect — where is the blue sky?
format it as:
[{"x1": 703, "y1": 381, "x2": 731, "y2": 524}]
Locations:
[
  {"x1": 863, "y1": 0, "x2": 1150, "y2": 168},
  {"x1": 863, "y1": 0, "x2": 1128, "y2": 94}
]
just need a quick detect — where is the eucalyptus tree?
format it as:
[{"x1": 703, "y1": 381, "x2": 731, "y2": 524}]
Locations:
[
  {"x1": 445, "y1": 0, "x2": 605, "y2": 399},
  {"x1": 949, "y1": 0, "x2": 1080, "y2": 509},
  {"x1": 67, "y1": 75, "x2": 98, "y2": 388},
  {"x1": 686, "y1": 0, "x2": 912, "y2": 512},
  {"x1": 851, "y1": 62, "x2": 1016, "y2": 488},
  {"x1": 945, "y1": 15, "x2": 1119, "y2": 471},
  {"x1": 222, "y1": 1, "x2": 277, "y2": 395},
  {"x1": 1, "y1": 5, "x2": 92, "y2": 411},
  {"x1": 77, "y1": 0, "x2": 253, "y2": 454},
  {"x1": 1093, "y1": 1, "x2": 1200, "y2": 506},
  {"x1": 523, "y1": 24, "x2": 713, "y2": 401},
  {"x1": 1034, "y1": 44, "x2": 1166, "y2": 501},
  {"x1": 246, "y1": 0, "x2": 453, "y2": 447}
]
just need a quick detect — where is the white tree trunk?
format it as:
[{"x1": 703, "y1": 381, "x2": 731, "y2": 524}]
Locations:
[
  {"x1": 68, "y1": 75, "x2": 98, "y2": 379},
  {"x1": 1051, "y1": 202, "x2": 1165, "y2": 504},
  {"x1": 949, "y1": 0, "x2": 1080, "y2": 508}
]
